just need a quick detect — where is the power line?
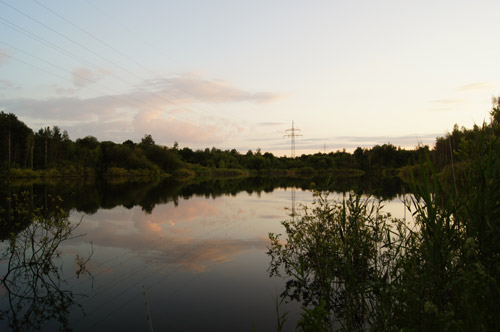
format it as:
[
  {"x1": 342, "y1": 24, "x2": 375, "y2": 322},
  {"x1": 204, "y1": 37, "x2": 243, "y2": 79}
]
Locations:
[
  {"x1": 79, "y1": 0, "x2": 251, "y2": 125},
  {"x1": 0, "y1": 16, "x2": 167, "y2": 107},
  {"x1": 0, "y1": 28, "x2": 227, "y2": 138},
  {"x1": 0, "y1": 0, "x2": 224, "y2": 126},
  {"x1": 0, "y1": 0, "x2": 259, "y2": 146},
  {"x1": 0, "y1": 41, "x2": 161, "y2": 110},
  {"x1": 28, "y1": 0, "x2": 250, "y2": 128},
  {"x1": 0, "y1": 0, "x2": 148, "y2": 83},
  {"x1": 0, "y1": 15, "x2": 157, "y2": 106},
  {"x1": 0, "y1": 50, "x2": 114, "y2": 99},
  {"x1": 0, "y1": 17, "x2": 110, "y2": 76},
  {"x1": 0, "y1": 50, "x2": 222, "y2": 139}
]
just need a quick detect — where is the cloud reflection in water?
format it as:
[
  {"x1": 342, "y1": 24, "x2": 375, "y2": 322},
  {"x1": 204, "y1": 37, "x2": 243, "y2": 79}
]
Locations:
[{"x1": 72, "y1": 192, "x2": 288, "y2": 273}]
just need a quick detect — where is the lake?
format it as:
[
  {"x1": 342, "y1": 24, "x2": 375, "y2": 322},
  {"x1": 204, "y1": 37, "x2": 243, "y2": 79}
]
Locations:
[{"x1": 0, "y1": 176, "x2": 408, "y2": 331}]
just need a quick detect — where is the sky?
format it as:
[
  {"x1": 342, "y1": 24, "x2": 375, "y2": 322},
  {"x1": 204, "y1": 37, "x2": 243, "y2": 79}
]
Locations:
[{"x1": 1, "y1": 0, "x2": 499, "y2": 156}]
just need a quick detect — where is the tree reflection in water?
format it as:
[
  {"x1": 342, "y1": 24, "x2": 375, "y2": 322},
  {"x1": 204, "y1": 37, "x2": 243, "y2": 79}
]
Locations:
[{"x1": 0, "y1": 193, "x2": 92, "y2": 331}]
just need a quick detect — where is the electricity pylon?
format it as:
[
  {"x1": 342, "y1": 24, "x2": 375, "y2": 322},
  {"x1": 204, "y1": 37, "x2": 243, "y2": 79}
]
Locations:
[{"x1": 284, "y1": 121, "x2": 302, "y2": 158}]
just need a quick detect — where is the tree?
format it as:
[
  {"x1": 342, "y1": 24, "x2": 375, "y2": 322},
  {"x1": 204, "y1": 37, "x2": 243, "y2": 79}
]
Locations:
[
  {"x1": 122, "y1": 139, "x2": 135, "y2": 147},
  {"x1": 34, "y1": 126, "x2": 73, "y2": 168},
  {"x1": 139, "y1": 134, "x2": 155, "y2": 148},
  {"x1": 0, "y1": 112, "x2": 33, "y2": 169},
  {"x1": 75, "y1": 136, "x2": 102, "y2": 168}
]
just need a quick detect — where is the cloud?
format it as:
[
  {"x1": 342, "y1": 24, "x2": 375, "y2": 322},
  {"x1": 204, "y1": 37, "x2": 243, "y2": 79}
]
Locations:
[
  {"x1": 244, "y1": 134, "x2": 440, "y2": 154},
  {"x1": 0, "y1": 49, "x2": 8, "y2": 67},
  {"x1": 324, "y1": 134, "x2": 438, "y2": 149},
  {"x1": 456, "y1": 82, "x2": 493, "y2": 92},
  {"x1": 430, "y1": 99, "x2": 462, "y2": 105},
  {"x1": 144, "y1": 220, "x2": 162, "y2": 233},
  {"x1": 0, "y1": 73, "x2": 281, "y2": 145},
  {"x1": 72, "y1": 67, "x2": 110, "y2": 88},
  {"x1": 258, "y1": 122, "x2": 285, "y2": 126},
  {"x1": 0, "y1": 80, "x2": 14, "y2": 90},
  {"x1": 1, "y1": 95, "x2": 126, "y2": 122},
  {"x1": 66, "y1": 119, "x2": 134, "y2": 142},
  {"x1": 132, "y1": 198, "x2": 221, "y2": 232},
  {"x1": 429, "y1": 98, "x2": 463, "y2": 112},
  {"x1": 1, "y1": 93, "x2": 227, "y2": 144},
  {"x1": 73, "y1": 201, "x2": 268, "y2": 273},
  {"x1": 144, "y1": 74, "x2": 282, "y2": 104},
  {"x1": 133, "y1": 110, "x2": 225, "y2": 144},
  {"x1": 171, "y1": 238, "x2": 267, "y2": 272},
  {"x1": 56, "y1": 87, "x2": 78, "y2": 95},
  {"x1": 335, "y1": 134, "x2": 438, "y2": 143}
]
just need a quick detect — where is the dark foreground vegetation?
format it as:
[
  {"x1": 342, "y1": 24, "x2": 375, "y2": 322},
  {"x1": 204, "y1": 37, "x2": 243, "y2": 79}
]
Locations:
[
  {"x1": 0, "y1": 192, "x2": 93, "y2": 331},
  {"x1": 4, "y1": 99, "x2": 498, "y2": 180},
  {"x1": 268, "y1": 98, "x2": 500, "y2": 331}
]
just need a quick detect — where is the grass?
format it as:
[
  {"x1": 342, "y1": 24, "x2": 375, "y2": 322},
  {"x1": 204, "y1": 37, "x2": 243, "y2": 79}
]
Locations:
[{"x1": 2, "y1": 166, "x2": 95, "y2": 179}]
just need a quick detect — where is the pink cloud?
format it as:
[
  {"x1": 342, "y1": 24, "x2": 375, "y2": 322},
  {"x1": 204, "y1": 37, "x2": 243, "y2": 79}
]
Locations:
[
  {"x1": 144, "y1": 220, "x2": 163, "y2": 233},
  {"x1": 144, "y1": 74, "x2": 283, "y2": 104},
  {"x1": 0, "y1": 49, "x2": 8, "y2": 67},
  {"x1": 72, "y1": 67, "x2": 111, "y2": 88},
  {"x1": 56, "y1": 87, "x2": 78, "y2": 95},
  {"x1": 75, "y1": 209, "x2": 266, "y2": 273},
  {"x1": 131, "y1": 198, "x2": 222, "y2": 235},
  {"x1": 171, "y1": 238, "x2": 268, "y2": 272},
  {"x1": 133, "y1": 110, "x2": 225, "y2": 144},
  {"x1": 0, "y1": 73, "x2": 278, "y2": 145},
  {"x1": 0, "y1": 79, "x2": 14, "y2": 89}
]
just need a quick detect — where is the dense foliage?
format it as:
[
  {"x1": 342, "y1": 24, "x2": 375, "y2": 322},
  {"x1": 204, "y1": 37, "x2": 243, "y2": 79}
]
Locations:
[
  {"x1": 0, "y1": 112, "x2": 183, "y2": 177},
  {"x1": 268, "y1": 98, "x2": 500, "y2": 331},
  {"x1": 1, "y1": 110, "x2": 441, "y2": 179}
]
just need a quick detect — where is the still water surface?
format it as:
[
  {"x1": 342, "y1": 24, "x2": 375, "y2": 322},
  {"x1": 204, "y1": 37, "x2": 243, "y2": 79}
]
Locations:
[{"x1": 0, "y1": 177, "x2": 408, "y2": 331}]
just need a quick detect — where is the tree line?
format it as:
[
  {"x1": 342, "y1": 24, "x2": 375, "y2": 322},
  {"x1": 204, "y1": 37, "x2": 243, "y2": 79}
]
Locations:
[{"x1": 1, "y1": 96, "x2": 499, "y2": 178}]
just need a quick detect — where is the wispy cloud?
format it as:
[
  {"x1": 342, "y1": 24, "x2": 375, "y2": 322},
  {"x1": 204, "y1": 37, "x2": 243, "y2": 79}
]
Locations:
[
  {"x1": 429, "y1": 98, "x2": 463, "y2": 112},
  {"x1": 2, "y1": 96, "x2": 224, "y2": 144},
  {"x1": 72, "y1": 67, "x2": 111, "y2": 88},
  {"x1": 456, "y1": 82, "x2": 493, "y2": 92},
  {"x1": 1, "y1": 73, "x2": 280, "y2": 145},
  {"x1": 0, "y1": 80, "x2": 14, "y2": 89},
  {"x1": 133, "y1": 110, "x2": 224, "y2": 144},
  {"x1": 144, "y1": 74, "x2": 282, "y2": 104},
  {"x1": 73, "y1": 201, "x2": 268, "y2": 273},
  {"x1": 62, "y1": 119, "x2": 133, "y2": 142},
  {"x1": 0, "y1": 49, "x2": 8, "y2": 67},
  {"x1": 56, "y1": 87, "x2": 78, "y2": 95},
  {"x1": 430, "y1": 99, "x2": 462, "y2": 105},
  {"x1": 258, "y1": 122, "x2": 285, "y2": 126},
  {"x1": 1, "y1": 95, "x2": 127, "y2": 122},
  {"x1": 172, "y1": 238, "x2": 267, "y2": 272},
  {"x1": 244, "y1": 134, "x2": 440, "y2": 154}
]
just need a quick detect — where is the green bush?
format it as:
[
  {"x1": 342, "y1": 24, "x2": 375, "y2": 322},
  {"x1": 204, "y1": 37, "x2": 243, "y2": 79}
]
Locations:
[{"x1": 269, "y1": 125, "x2": 500, "y2": 331}]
